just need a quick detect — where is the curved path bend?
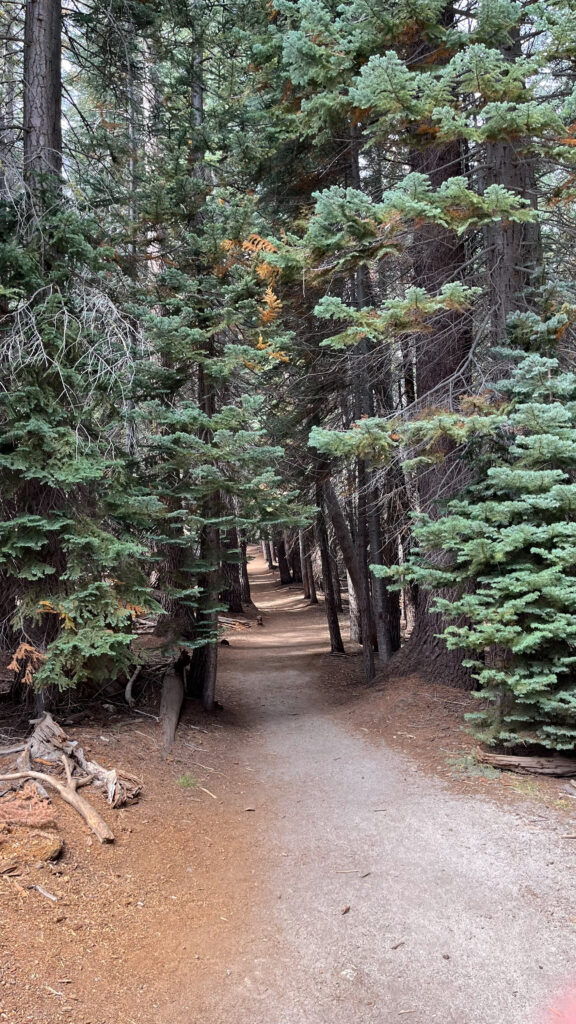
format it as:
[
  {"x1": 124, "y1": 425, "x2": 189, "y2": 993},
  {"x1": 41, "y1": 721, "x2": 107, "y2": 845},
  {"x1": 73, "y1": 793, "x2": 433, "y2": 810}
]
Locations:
[{"x1": 164, "y1": 549, "x2": 576, "y2": 1024}]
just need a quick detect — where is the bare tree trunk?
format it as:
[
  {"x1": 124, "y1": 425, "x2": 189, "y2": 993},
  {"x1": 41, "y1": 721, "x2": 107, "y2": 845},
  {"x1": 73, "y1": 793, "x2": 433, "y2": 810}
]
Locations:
[
  {"x1": 239, "y1": 534, "x2": 252, "y2": 605},
  {"x1": 222, "y1": 527, "x2": 243, "y2": 613},
  {"x1": 323, "y1": 478, "x2": 374, "y2": 682},
  {"x1": 287, "y1": 531, "x2": 302, "y2": 583},
  {"x1": 263, "y1": 540, "x2": 274, "y2": 571},
  {"x1": 316, "y1": 492, "x2": 344, "y2": 654},
  {"x1": 299, "y1": 530, "x2": 311, "y2": 599},
  {"x1": 331, "y1": 553, "x2": 342, "y2": 613},
  {"x1": 304, "y1": 532, "x2": 318, "y2": 604},
  {"x1": 275, "y1": 533, "x2": 292, "y2": 585},
  {"x1": 367, "y1": 491, "x2": 392, "y2": 666},
  {"x1": 484, "y1": 28, "x2": 542, "y2": 344},
  {"x1": 347, "y1": 572, "x2": 361, "y2": 644},
  {"x1": 23, "y1": 0, "x2": 62, "y2": 185}
]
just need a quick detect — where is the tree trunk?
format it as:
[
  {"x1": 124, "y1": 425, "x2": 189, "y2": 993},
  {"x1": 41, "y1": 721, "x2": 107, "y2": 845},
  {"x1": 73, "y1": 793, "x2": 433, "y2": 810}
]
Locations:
[
  {"x1": 222, "y1": 527, "x2": 243, "y2": 613},
  {"x1": 299, "y1": 530, "x2": 311, "y2": 599},
  {"x1": 263, "y1": 540, "x2": 274, "y2": 571},
  {"x1": 331, "y1": 553, "x2": 343, "y2": 613},
  {"x1": 304, "y1": 532, "x2": 318, "y2": 604},
  {"x1": 287, "y1": 531, "x2": 302, "y2": 583},
  {"x1": 275, "y1": 533, "x2": 292, "y2": 585},
  {"x1": 367, "y1": 490, "x2": 392, "y2": 666},
  {"x1": 395, "y1": 15, "x2": 474, "y2": 687},
  {"x1": 160, "y1": 667, "x2": 185, "y2": 752},
  {"x1": 484, "y1": 29, "x2": 542, "y2": 345},
  {"x1": 316, "y1": 496, "x2": 344, "y2": 654},
  {"x1": 323, "y1": 478, "x2": 374, "y2": 682},
  {"x1": 347, "y1": 572, "x2": 361, "y2": 644},
  {"x1": 239, "y1": 534, "x2": 252, "y2": 605},
  {"x1": 23, "y1": 0, "x2": 62, "y2": 185}
]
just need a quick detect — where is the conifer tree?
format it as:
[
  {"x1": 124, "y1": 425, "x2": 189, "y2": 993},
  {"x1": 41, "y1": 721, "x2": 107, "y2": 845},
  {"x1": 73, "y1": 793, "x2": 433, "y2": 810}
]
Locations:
[{"x1": 388, "y1": 354, "x2": 576, "y2": 751}]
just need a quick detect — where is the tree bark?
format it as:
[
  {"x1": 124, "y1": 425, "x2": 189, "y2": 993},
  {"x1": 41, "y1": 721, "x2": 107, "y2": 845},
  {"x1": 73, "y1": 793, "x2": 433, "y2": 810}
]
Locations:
[
  {"x1": 299, "y1": 530, "x2": 311, "y2": 599},
  {"x1": 160, "y1": 667, "x2": 185, "y2": 751},
  {"x1": 323, "y1": 478, "x2": 375, "y2": 681},
  {"x1": 367, "y1": 487, "x2": 392, "y2": 666},
  {"x1": 316, "y1": 496, "x2": 344, "y2": 653},
  {"x1": 287, "y1": 531, "x2": 302, "y2": 583},
  {"x1": 23, "y1": 0, "x2": 62, "y2": 185},
  {"x1": 222, "y1": 527, "x2": 243, "y2": 613},
  {"x1": 331, "y1": 552, "x2": 343, "y2": 613},
  {"x1": 303, "y1": 531, "x2": 318, "y2": 604},
  {"x1": 275, "y1": 533, "x2": 292, "y2": 585},
  {"x1": 484, "y1": 28, "x2": 542, "y2": 345},
  {"x1": 347, "y1": 572, "x2": 361, "y2": 644},
  {"x1": 239, "y1": 534, "x2": 252, "y2": 605},
  {"x1": 263, "y1": 540, "x2": 274, "y2": 571}
]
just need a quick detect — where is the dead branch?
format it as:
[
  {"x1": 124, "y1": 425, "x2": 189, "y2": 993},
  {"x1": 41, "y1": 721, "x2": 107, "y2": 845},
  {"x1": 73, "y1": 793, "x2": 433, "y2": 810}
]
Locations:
[{"x1": 124, "y1": 665, "x2": 142, "y2": 707}]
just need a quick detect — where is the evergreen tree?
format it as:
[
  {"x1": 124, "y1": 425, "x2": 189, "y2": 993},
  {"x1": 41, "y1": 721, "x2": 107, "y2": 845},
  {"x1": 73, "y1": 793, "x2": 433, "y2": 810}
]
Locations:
[{"x1": 384, "y1": 354, "x2": 576, "y2": 751}]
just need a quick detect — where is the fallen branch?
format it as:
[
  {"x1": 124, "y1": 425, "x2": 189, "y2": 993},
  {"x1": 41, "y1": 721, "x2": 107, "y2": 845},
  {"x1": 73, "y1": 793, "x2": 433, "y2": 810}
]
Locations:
[
  {"x1": 476, "y1": 748, "x2": 576, "y2": 777},
  {"x1": 0, "y1": 767, "x2": 114, "y2": 843},
  {"x1": 0, "y1": 744, "x2": 25, "y2": 756},
  {"x1": 124, "y1": 665, "x2": 142, "y2": 707}
]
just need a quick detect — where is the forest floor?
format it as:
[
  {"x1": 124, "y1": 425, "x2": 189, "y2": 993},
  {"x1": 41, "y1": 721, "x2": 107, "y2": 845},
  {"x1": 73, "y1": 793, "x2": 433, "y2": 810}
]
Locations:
[{"x1": 2, "y1": 550, "x2": 576, "y2": 1024}]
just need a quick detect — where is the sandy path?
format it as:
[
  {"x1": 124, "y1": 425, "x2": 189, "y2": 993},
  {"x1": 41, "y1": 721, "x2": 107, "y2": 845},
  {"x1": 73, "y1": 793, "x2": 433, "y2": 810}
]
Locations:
[{"x1": 165, "y1": 551, "x2": 576, "y2": 1024}]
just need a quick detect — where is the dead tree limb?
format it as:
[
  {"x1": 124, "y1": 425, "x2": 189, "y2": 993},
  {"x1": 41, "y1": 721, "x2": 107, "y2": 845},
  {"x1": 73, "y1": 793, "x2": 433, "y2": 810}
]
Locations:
[{"x1": 124, "y1": 665, "x2": 142, "y2": 707}]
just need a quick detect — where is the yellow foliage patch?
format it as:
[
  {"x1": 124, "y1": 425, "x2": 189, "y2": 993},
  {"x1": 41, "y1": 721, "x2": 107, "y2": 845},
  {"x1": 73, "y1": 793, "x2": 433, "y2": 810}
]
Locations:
[
  {"x1": 259, "y1": 286, "x2": 282, "y2": 325},
  {"x1": 8, "y1": 643, "x2": 46, "y2": 686}
]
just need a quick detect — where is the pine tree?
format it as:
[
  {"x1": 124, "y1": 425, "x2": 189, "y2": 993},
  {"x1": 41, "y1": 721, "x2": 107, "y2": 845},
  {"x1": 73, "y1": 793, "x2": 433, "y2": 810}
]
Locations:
[{"x1": 389, "y1": 354, "x2": 576, "y2": 751}]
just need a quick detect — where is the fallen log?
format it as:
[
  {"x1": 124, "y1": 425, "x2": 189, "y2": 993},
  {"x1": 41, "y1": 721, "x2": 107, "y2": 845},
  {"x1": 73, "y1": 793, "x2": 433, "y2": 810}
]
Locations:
[
  {"x1": 0, "y1": 757, "x2": 114, "y2": 843},
  {"x1": 476, "y1": 748, "x2": 576, "y2": 777}
]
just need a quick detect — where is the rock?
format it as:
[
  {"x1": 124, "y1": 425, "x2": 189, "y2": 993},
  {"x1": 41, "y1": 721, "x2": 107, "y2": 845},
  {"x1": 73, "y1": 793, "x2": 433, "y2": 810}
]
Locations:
[{"x1": 0, "y1": 827, "x2": 63, "y2": 867}]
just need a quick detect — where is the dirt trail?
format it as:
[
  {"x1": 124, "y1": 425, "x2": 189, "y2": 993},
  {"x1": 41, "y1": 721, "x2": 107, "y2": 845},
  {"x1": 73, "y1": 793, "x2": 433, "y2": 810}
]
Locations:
[
  {"x1": 161, "y1": 550, "x2": 576, "y2": 1024},
  {"x1": 3, "y1": 550, "x2": 576, "y2": 1024}
]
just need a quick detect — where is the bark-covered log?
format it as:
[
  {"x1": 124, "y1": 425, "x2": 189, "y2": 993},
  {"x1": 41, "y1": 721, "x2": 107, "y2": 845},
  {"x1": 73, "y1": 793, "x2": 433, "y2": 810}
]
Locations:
[
  {"x1": 476, "y1": 749, "x2": 576, "y2": 777},
  {"x1": 160, "y1": 667, "x2": 185, "y2": 752}
]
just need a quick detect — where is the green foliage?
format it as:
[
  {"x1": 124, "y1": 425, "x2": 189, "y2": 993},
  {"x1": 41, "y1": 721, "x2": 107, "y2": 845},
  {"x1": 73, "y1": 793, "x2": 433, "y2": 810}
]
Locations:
[{"x1": 382, "y1": 356, "x2": 576, "y2": 752}]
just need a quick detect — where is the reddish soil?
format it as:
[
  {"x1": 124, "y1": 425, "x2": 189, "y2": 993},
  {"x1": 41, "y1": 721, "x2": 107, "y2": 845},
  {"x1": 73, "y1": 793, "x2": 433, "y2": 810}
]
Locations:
[{"x1": 1, "y1": 550, "x2": 575, "y2": 1024}]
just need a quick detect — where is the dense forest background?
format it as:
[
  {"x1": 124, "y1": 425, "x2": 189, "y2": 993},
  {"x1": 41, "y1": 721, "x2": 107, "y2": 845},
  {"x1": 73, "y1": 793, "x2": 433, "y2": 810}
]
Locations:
[{"x1": 2, "y1": 0, "x2": 576, "y2": 752}]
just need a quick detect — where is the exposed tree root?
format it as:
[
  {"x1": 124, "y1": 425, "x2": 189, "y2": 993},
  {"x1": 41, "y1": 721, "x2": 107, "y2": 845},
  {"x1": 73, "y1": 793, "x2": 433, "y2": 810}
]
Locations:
[
  {"x1": 0, "y1": 760, "x2": 114, "y2": 843},
  {"x1": 0, "y1": 713, "x2": 143, "y2": 842}
]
